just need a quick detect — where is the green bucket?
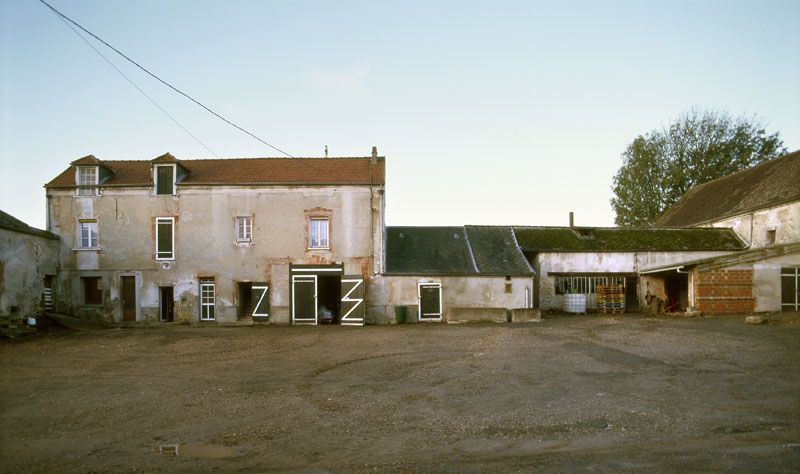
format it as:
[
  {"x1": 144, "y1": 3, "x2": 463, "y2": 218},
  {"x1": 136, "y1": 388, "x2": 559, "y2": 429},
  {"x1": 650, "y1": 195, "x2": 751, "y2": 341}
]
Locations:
[{"x1": 394, "y1": 305, "x2": 407, "y2": 324}]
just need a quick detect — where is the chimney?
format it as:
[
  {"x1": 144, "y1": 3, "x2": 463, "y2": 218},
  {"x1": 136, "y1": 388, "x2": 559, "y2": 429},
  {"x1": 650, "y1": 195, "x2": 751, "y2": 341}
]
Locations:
[
  {"x1": 324, "y1": 145, "x2": 328, "y2": 158},
  {"x1": 569, "y1": 211, "x2": 574, "y2": 227},
  {"x1": 371, "y1": 146, "x2": 378, "y2": 164}
]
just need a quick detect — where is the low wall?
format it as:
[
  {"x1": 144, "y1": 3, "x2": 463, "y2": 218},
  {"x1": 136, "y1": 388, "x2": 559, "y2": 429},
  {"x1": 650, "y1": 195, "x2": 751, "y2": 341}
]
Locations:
[
  {"x1": 511, "y1": 308, "x2": 541, "y2": 322},
  {"x1": 447, "y1": 307, "x2": 507, "y2": 323}
]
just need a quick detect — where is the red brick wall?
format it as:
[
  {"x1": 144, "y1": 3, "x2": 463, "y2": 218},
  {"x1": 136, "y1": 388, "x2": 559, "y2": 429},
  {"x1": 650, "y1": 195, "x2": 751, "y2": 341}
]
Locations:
[{"x1": 694, "y1": 269, "x2": 754, "y2": 314}]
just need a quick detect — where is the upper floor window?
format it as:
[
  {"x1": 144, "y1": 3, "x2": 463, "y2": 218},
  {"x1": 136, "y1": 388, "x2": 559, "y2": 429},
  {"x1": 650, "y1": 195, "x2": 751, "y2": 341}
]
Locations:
[
  {"x1": 76, "y1": 167, "x2": 98, "y2": 196},
  {"x1": 155, "y1": 165, "x2": 176, "y2": 195},
  {"x1": 78, "y1": 219, "x2": 98, "y2": 248},
  {"x1": 309, "y1": 218, "x2": 329, "y2": 249},
  {"x1": 156, "y1": 217, "x2": 175, "y2": 260},
  {"x1": 236, "y1": 216, "x2": 252, "y2": 242}
]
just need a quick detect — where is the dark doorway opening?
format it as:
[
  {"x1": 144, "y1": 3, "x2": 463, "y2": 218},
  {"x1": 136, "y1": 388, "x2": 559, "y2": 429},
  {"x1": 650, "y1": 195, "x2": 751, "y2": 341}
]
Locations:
[
  {"x1": 317, "y1": 275, "x2": 341, "y2": 324},
  {"x1": 664, "y1": 273, "x2": 688, "y2": 312},
  {"x1": 625, "y1": 277, "x2": 639, "y2": 312},
  {"x1": 159, "y1": 286, "x2": 174, "y2": 322},
  {"x1": 237, "y1": 282, "x2": 253, "y2": 319},
  {"x1": 121, "y1": 276, "x2": 136, "y2": 322}
]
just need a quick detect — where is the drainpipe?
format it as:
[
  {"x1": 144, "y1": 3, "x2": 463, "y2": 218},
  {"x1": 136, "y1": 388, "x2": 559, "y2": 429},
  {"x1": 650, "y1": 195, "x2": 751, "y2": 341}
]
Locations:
[{"x1": 569, "y1": 211, "x2": 574, "y2": 227}]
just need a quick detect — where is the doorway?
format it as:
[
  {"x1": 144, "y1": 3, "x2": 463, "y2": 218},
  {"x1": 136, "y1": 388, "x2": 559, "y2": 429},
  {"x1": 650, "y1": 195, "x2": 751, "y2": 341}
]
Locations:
[
  {"x1": 159, "y1": 286, "x2": 174, "y2": 322},
  {"x1": 121, "y1": 276, "x2": 136, "y2": 322},
  {"x1": 237, "y1": 282, "x2": 253, "y2": 319},
  {"x1": 664, "y1": 273, "x2": 688, "y2": 312},
  {"x1": 782, "y1": 267, "x2": 799, "y2": 311}
]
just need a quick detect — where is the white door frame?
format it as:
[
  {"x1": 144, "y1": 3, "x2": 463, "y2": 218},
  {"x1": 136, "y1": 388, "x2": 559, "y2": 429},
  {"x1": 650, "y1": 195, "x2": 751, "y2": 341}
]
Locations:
[{"x1": 418, "y1": 281, "x2": 442, "y2": 321}]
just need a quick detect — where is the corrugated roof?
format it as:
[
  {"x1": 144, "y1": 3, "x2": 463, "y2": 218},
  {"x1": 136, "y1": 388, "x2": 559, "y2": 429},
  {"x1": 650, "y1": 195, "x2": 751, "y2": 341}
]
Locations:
[
  {"x1": 0, "y1": 210, "x2": 58, "y2": 240},
  {"x1": 385, "y1": 226, "x2": 534, "y2": 276},
  {"x1": 512, "y1": 226, "x2": 746, "y2": 252},
  {"x1": 657, "y1": 150, "x2": 800, "y2": 227},
  {"x1": 46, "y1": 155, "x2": 385, "y2": 188}
]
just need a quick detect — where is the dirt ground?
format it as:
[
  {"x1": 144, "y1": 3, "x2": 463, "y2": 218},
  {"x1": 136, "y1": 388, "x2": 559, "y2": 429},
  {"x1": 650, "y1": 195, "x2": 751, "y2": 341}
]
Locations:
[{"x1": 1, "y1": 314, "x2": 799, "y2": 472}]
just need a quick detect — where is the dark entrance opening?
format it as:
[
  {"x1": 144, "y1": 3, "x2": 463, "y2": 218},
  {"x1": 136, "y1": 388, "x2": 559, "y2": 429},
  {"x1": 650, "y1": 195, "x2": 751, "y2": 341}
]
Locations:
[
  {"x1": 237, "y1": 282, "x2": 253, "y2": 319},
  {"x1": 317, "y1": 275, "x2": 341, "y2": 324},
  {"x1": 159, "y1": 286, "x2": 174, "y2": 322},
  {"x1": 625, "y1": 277, "x2": 639, "y2": 312},
  {"x1": 121, "y1": 276, "x2": 136, "y2": 322},
  {"x1": 664, "y1": 273, "x2": 688, "y2": 312}
]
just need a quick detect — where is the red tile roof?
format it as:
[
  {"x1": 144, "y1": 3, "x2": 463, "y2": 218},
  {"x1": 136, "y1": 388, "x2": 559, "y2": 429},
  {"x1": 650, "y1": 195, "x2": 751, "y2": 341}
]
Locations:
[{"x1": 46, "y1": 155, "x2": 385, "y2": 188}]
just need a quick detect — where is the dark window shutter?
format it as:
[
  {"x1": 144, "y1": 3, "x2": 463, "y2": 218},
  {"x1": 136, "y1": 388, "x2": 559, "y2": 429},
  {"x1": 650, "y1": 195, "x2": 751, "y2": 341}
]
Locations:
[
  {"x1": 157, "y1": 166, "x2": 174, "y2": 195},
  {"x1": 157, "y1": 221, "x2": 173, "y2": 257}
]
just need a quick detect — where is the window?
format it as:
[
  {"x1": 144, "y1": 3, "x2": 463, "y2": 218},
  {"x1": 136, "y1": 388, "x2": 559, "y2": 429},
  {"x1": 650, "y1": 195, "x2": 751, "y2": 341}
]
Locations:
[
  {"x1": 200, "y1": 279, "x2": 215, "y2": 320},
  {"x1": 236, "y1": 216, "x2": 252, "y2": 242},
  {"x1": 555, "y1": 276, "x2": 626, "y2": 295},
  {"x1": 82, "y1": 277, "x2": 102, "y2": 305},
  {"x1": 154, "y1": 165, "x2": 175, "y2": 195},
  {"x1": 767, "y1": 229, "x2": 776, "y2": 245},
  {"x1": 78, "y1": 219, "x2": 98, "y2": 248},
  {"x1": 309, "y1": 218, "x2": 329, "y2": 249},
  {"x1": 504, "y1": 276, "x2": 512, "y2": 294},
  {"x1": 156, "y1": 217, "x2": 174, "y2": 260},
  {"x1": 77, "y1": 167, "x2": 98, "y2": 196}
]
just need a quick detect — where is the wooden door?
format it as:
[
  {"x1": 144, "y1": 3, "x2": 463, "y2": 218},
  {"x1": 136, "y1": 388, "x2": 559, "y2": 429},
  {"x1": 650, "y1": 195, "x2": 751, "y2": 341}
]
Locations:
[
  {"x1": 121, "y1": 276, "x2": 136, "y2": 321},
  {"x1": 251, "y1": 283, "x2": 269, "y2": 317},
  {"x1": 292, "y1": 276, "x2": 317, "y2": 324},
  {"x1": 418, "y1": 283, "x2": 442, "y2": 321},
  {"x1": 340, "y1": 276, "x2": 364, "y2": 326},
  {"x1": 782, "y1": 268, "x2": 799, "y2": 311}
]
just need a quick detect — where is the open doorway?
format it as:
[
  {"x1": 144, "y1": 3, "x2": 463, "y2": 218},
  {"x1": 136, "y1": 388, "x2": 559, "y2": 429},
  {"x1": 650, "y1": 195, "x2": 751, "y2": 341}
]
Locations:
[
  {"x1": 237, "y1": 282, "x2": 253, "y2": 319},
  {"x1": 159, "y1": 286, "x2": 174, "y2": 322},
  {"x1": 317, "y1": 275, "x2": 341, "y2": 324},
  {"x1": 664, "y1": 273, "x2": 688, "y2": 312}
]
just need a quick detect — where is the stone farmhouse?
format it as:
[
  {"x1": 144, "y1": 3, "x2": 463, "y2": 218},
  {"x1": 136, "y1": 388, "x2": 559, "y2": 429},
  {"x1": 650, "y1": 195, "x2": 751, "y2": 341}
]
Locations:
[{"x1": 4, "y1": 148, "x2": 794, "y2": 326}]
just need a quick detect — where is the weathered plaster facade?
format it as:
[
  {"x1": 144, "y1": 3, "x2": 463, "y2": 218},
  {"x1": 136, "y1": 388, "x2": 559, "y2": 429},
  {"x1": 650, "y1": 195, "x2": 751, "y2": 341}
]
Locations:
[
  {"x1": 706, "y1": 201, "x2": 800, "y2": 249},
  {"x1": 46, "y1": 157, "x2": 384, "y2": 324},
  {"x1": 0, "y1": 224, "x2": 59, "y2": 321}
]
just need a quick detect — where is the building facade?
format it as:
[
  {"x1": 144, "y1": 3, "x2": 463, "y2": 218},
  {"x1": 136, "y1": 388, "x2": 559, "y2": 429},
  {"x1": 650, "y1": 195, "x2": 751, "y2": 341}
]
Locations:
[{"x1": 45, "y1": 151, "x2": 385, "y2": 325}]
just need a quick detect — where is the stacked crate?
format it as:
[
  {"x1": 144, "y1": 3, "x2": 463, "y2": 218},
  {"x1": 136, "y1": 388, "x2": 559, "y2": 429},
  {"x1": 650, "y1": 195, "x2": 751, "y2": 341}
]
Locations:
[{"x1": 596, "y1": 284, "x2": 625, "y2": 314}]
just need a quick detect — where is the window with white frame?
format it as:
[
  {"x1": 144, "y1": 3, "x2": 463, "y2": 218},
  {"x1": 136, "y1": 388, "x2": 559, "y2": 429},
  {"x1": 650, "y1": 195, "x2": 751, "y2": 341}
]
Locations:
[
  {"x1": 77, "y1": 167, "x2": 98, "y2": 196},
  {"x1": 78, "y1": 219, "x2": 98, "y2": 248},
  {"x1": 309, "y1": 218, "x2": 329, "y2": 249},
  {"x1": 200, "y1": 279, "x2": 215, "y2": 320},
  {"x1": 154, "y1": 165, "x2": 175, "y2": 195},
  {"x1": 236, "y1": 216, "x2": 252, "y2": 242},
  {"x1": 155, "y1": 217, "x2": 175, "y2": 260}
]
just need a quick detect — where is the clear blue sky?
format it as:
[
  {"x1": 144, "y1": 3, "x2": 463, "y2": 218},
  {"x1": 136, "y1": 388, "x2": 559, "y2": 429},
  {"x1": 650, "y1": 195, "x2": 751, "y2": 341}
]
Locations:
[{"x1": 2, "y1": 0, "x2": 799, "y2": 229}]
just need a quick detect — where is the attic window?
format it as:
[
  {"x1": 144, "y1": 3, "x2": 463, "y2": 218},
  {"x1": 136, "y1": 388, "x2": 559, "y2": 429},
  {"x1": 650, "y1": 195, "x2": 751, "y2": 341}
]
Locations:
[
  {"x1": 574, "y1": 228, "x2": 594, "y2": 239},
  {"x1": 154, "y1": 165, "x2": 176, "y2": 195},
  {"x1": 767, "y1": 229, "x2": 776, "y2": 245},
  {"x1": 76, "y1": 166, "x2": 98, "y2": 196},
  {"x1": 453, "y1": 233, "x2": 459, "y2": 239},
  {"x1": 398, "y1": 233, "x2": 405, "y2": 239}
]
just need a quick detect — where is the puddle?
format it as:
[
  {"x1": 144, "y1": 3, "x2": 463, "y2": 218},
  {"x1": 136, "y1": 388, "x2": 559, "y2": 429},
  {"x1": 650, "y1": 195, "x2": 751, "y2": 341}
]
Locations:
[{"x1": 165, "y1": 442, "x2": 237, "y2": 459}]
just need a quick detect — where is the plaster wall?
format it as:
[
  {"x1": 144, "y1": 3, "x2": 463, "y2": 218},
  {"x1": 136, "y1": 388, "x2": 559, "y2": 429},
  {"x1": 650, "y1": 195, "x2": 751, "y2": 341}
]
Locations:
[
  {"x1": 752, "y1": 253, "x2": 800, "y2": 312},
  {"x1": 367, "y1": 275, "x2": 533, "y2": 324},
  {"x1": 706, "y1": 201, "x2": 800, "y2": 248},
  {"x1": 47, "y1": 184, "x2": 383, "y2": 323},
  {"x1": 0, "y1": 229, "x2": 59, "y2": 319}
]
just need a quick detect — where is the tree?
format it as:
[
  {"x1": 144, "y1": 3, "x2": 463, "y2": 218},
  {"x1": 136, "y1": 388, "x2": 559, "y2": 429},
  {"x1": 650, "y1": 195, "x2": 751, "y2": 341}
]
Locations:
[{"x1": 611, "y1": 109, "x2": 787, "y2": 227}]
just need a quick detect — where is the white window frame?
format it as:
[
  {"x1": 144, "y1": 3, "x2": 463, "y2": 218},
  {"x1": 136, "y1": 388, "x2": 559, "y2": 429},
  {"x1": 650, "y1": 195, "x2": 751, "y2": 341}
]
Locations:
[
  {"x1": 200, "y1": 280, "x2": 215, "y2": 320},
  {"x1": 155, "y1": 217, "x2": 175, "y2": 260},
  {"x1": 77, "y1": 219, "x2": 99, "y2": 249},
  {"x1": 153, "y1": 164, "x2": 177, "y2": 195},
  {"x1": 76, "y1": 166, "x2": 98, "y2": 196},
  {"x1": 418, "y1": 282, "x2": 443, "y2": 321},
  {"x1": 308, "y1": 217, "x2": 329, "y2": 249},
  {"x1": 236, "y1": 216, "x2": 253, "y2": 242}
]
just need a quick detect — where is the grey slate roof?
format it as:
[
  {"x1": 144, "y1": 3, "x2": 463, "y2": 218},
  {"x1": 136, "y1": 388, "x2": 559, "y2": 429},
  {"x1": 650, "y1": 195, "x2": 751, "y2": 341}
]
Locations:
[
  {"x1": 657, "y1": 150, "x2": 800, "y2": 227},
  {"x1": 385, "y1": 226, "x2": 533, "y2": 276},
  {"x1": 0, "y1": 210, "x2": 58, "y2": 240},
  {"x1": 512, "y1": 226, "x2": 746, "y2": 252}
]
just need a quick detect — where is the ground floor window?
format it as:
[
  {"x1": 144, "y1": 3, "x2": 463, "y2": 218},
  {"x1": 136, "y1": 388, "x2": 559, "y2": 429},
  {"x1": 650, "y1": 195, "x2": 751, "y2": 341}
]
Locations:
[
  {"x1": 418, "y1": 282, "x2": 442, "y2": 321},
  {"x1": 82, "y1": 276, "x2": 102, "y2": 305},
  {"x1": 200, "y1": 279, "x2": 215, "y2": 320},
  {"x1": 555, "y1": 276, "x2": 626, "y2": 295}
]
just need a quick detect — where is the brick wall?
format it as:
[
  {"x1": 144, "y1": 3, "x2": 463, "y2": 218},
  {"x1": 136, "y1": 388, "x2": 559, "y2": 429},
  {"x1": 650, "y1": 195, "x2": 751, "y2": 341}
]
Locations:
[{"x1": 694, "y1": 268, "x2": 754, "y2": 314}]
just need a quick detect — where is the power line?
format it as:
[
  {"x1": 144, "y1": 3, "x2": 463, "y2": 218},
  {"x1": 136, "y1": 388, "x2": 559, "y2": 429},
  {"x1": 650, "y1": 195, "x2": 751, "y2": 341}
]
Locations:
[
  {"x1": 50, "y1": 10, "x2": 220, "y2": 158},
  {"x1": 38, "y1": 0, "x2": 295, "y2": 158}
]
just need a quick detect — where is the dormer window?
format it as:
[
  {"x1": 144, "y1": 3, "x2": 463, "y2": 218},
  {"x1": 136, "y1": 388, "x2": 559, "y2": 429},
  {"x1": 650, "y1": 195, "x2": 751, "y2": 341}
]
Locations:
[
  {"x1": 154, "y1": 165, "x2": 176, "y2": 195},
  {"x1": 76, "y1": 166, "x2": 98, "y2": 196}
]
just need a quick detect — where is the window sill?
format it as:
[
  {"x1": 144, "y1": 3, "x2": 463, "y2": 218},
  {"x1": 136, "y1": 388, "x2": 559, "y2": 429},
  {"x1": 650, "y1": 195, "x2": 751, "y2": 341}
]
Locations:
[
  {"x1": 74, "y1": 247, "x2": 101, "y2": 252},
  {"x1": 156, "y1": 258, "x2": 175, "y2": 261},
  {"x1": 307, "y1": 247, "x2": 330, "y2": 251}
]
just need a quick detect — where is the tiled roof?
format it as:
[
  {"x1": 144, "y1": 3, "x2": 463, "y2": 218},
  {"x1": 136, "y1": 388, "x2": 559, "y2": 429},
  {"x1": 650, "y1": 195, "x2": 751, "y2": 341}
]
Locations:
[
  {"x1": 512, "y1": 226, "x2": 746, "y2": 252},
  {"x1": 46, "y1": 155, "x2": 385, "y2": 188},
  {"x1": 384, "y1": 226, "x2": 533, "y2": 276},
  {"x1": 0, "y1": 210, "x2": 58, "y2": 240},
  {"x1": 657, "y1": 150, "x2": 800, "y2": 227}
]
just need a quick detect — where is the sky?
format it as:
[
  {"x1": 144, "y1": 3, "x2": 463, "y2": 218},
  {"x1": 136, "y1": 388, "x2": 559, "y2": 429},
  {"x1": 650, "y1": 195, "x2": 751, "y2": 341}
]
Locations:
[{"x1": 1, "y1": 0, "x2": 799, "y2": 230}]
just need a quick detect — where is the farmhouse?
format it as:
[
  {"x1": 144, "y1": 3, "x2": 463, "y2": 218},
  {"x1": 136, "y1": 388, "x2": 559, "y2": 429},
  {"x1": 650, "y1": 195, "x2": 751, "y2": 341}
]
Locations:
[
  {"x1": 651, "y1": 150, "x2": 800, "y2": 312},
  {"x1": 44, "y1": 150, "x2": 385, "y2": 325}
]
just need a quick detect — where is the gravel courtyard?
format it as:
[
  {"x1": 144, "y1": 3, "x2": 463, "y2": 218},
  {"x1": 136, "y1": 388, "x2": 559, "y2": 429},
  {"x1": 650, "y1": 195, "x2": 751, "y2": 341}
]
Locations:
[{"x1": 1, "y1": 314, "x2": 799, "y2": 472}]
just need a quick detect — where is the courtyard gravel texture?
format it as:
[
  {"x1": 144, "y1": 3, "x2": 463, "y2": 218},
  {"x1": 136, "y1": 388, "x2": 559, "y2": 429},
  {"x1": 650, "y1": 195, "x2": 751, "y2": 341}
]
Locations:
[{"x1": 1, "y1": 314, "x2": 799, "y2": 472}]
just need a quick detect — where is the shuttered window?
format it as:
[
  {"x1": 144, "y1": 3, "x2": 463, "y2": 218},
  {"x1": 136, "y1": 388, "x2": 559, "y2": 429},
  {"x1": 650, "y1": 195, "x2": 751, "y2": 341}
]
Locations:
[
  {"x1": 155, "y1": 165, "x2": 175, "y2": 195},
  {"x1": 156, "y1": 217, "x2": 174, "y2": 260}
]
